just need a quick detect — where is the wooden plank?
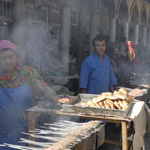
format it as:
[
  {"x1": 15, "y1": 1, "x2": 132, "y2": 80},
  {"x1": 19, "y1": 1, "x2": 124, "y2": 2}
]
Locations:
[
  {"x1": 96, "y1": 125, "x2": 105, "y2": 148},
  {"x1": 72, "y1": 133, "x2": 96, "y2": 150},
  {"x1": 26, "y1": 106, "x2": 131, "y2": 122}
]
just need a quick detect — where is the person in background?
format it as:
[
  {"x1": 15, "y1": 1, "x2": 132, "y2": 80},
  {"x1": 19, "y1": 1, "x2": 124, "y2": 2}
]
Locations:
[
  {"x1": 104, "y1": 35, "x2": 118, "y2": 79},
  {"x1": 104, "y1": 35, "x2": 115, "y2": 61},
  {"x1": 69, "y1": 38, "x2": 77, "y2": 75},
  {"x1": 83, "y1": 34, "x2": 90, "y2": 54},
  {"x1": 135, "y1": 39, "x2": 147, "y2": 65},
  {"x1": 0, "y1": 40, "x2": 69, "y2": 150},
  {"x1": 79, "y1": 35, "x2": 117, "y2": 94},
  {"x1": 125, "y1": 41, "x2": 136, "y2": 64},
  {"x1": 118, "y1": 36, "x2": 127, "y2": 58},
  {"x1": 116, "y1": 36, "x2": 136, "y2": 87}
]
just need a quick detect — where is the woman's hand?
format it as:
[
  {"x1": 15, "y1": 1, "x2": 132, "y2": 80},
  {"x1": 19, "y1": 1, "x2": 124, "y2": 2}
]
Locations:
[
  {"x1": 57, "y1": 97, "x2": 70, "y2": 105},
  {"x1": 51, "y1": 95, "x2": 71, "y2": 105}
]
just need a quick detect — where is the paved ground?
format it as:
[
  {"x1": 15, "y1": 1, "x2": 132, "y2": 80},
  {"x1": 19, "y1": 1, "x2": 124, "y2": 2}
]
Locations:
[
  {"x1": 98, "y1": 100, "x2": 150, "y2": 150},
  {"x1": 98, "y1": 123, "x2": 123, "y2": 150},
  {"x1": 98, "y1": 113, "x2": 150, "y2": 150},
  {"x1": 144, "y1": 132, "x2": 150, "y2": 150}
]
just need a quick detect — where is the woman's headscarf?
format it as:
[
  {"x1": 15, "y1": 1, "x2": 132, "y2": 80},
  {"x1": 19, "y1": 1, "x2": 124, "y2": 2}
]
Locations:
[
  {"x1": 125, "y1": 41, "x2": 136, "y2": 62},
  {"x1": 0, "y1": 40, "x2": 22, "y2": 70}
]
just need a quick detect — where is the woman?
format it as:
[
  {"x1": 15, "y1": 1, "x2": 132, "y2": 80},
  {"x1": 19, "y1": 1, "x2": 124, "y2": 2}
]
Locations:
[
  {"x1": 116, "y1": 37, "x2": 136, "y2": 87},
  {"x1": 0, "y1": 40, "x2": 69, "y2": 149}
]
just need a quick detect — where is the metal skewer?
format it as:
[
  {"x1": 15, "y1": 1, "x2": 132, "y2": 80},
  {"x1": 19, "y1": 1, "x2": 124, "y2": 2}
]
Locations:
[
  {"x1": 19, "y1": 138, "x2": 52, "y2": 147},
  {"x1": 22, "y1": 132, "x2": 61, "y2": 141},
  {"x1": 29, "y1": 129, "x2": 66, "y2": 136},
  {"x1": 3, "y1": 143, "x2": 43, "y2": 150}
]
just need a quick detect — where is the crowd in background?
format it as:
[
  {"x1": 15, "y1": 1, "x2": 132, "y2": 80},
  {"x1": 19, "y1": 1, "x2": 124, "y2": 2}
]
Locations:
[
  {"x1": 69, "y1": 34, "x2": 150, "y2": 89},
  {"x1": 105, "y1": 35, "x2": 149, "y2": 88}
]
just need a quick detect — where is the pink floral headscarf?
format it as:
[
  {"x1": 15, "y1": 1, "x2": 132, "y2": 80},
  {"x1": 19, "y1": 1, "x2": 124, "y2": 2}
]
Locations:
[{"x1": 0, "y1": 40, "x2": 22, "y2": 70}]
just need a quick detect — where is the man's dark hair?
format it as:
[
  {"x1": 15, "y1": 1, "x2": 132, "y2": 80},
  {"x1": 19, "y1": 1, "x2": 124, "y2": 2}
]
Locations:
[{"x1": 92, "y1": 36, "x2": 105, "y2": 47}]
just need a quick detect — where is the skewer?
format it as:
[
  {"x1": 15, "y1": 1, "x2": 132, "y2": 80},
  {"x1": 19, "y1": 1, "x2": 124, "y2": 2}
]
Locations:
[
  {"x1": 41, "y1": 126, "x2": 77, "y2": 132},
  {"x1": 29, "y1": 129, "x2": 66, "y2": 136},
  {"x1": 45, "y1": 125, "x2": 78, "y2": 131},
  {"x1": 3, "y1": 120, "x2": 102, "y2": 150},
  {"x1": 20, "y1": 138, "x2": 52, "y2": 147},
  {"x1": 58, "y1": 120, "x2": 84, "y2": 125},
  {"x1": 44, "y1": 123, "x2": 81, "y2": 128},
  {"x1": 22, "y1": 132, "x2": 61, "y2": 141},
  {"x1": 3, "y1": 143, "x2": 42, "y2": 150},
  {"x1": 45, "y1": 121, "x2": 83, "y2": 127}
]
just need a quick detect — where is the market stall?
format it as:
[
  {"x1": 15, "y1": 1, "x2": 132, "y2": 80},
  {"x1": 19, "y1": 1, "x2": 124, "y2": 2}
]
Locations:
[
  {"x1": 2, "y1": 87, "x2": 150, "y2": 150},
  {"x1": 23, "y1": 88, "x2": 149, "y2": 150},
  {"x1": 24, "y1": 99, "x2": 149, "y2": 150}
]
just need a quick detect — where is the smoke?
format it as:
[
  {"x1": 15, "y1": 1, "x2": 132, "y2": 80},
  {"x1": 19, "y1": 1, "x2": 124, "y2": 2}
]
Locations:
[
  {"x1": 25, "y1": 25, "x2": 63, "y2": 75},
  {"x1": 131, "y1": 64, "x2": 150, "y2": 85},
  {"x1": 11, "y1": 11, "x2": 63, "y2": 76}
]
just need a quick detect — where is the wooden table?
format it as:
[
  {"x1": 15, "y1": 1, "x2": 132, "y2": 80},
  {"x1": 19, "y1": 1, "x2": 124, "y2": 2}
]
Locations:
[{"x1": 25, "y1": 106, "x2": 132, "y2": 150}]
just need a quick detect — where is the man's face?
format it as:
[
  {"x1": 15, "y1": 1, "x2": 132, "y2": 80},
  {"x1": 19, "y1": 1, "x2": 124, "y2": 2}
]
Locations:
[{"x1": 94, "y1": 40, "x2": 106, "y2": 56}]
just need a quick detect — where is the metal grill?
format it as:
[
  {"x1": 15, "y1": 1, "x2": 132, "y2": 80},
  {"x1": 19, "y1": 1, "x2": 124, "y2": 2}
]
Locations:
[{"x1": 2, "y1": 120, "x2": 104, "y2": 150}]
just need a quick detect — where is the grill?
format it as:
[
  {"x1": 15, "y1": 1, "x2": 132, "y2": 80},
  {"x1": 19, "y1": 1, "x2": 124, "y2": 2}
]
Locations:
[{"x1": 3, "y1": 120, "x2": 105, "y2": 150}]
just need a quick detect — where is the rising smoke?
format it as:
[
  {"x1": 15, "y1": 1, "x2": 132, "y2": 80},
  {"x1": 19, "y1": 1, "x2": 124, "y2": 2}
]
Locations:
[
  {"x1": 25, "y1": 25, "x2": 63, "y2": 75},
  {"x1": 11, "y1": 8, "x2": 63, "y2": 76}
]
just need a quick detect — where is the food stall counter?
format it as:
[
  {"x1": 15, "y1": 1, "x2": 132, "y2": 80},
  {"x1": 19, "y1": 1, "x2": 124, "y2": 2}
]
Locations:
[{"x1": 25, "y1": 100, "x2": 150, "y2": 150}]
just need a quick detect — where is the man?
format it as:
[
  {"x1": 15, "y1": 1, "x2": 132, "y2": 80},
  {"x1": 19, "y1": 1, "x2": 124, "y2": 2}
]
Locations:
[{"x1": 79, "y1": 36, "x2": 117, "y2": 94}]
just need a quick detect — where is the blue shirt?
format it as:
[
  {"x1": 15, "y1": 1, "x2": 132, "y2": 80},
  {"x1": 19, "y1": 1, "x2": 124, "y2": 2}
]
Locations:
[{"x1": 79, "y1": 52, "x2": 117, "y2": 94}]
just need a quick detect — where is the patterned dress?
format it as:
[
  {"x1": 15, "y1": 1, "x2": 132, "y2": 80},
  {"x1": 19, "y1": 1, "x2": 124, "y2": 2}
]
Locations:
[{"x1": 0, "y1": 66, "x2": 57, "y2": 102}]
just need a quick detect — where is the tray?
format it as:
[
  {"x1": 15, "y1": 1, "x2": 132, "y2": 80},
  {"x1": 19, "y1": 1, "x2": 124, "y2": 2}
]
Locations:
[{"x1": 62, "y1": 94, "x2": 133, "y2": 117}]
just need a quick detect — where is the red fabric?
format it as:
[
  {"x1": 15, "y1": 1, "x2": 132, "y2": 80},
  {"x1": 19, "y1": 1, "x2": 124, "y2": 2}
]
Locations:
[
  {"x1": 0, "y1": 75, "x2": 8, "y2": 80},
  {"x1": 125, "y1": 41, "x2": 136, "y2": 62},
  {"x1": 23, "y1": 77, "x2": 28, "y2": 82}
]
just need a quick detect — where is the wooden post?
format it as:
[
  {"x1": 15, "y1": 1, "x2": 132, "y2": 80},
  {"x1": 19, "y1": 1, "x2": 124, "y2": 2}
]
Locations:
[
  {"x1": 27, "y1": 111, "x2": 36, "y2": 147},
  {"x1": 121, "y1": 121, "x2": 128, "y2": 150}
]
